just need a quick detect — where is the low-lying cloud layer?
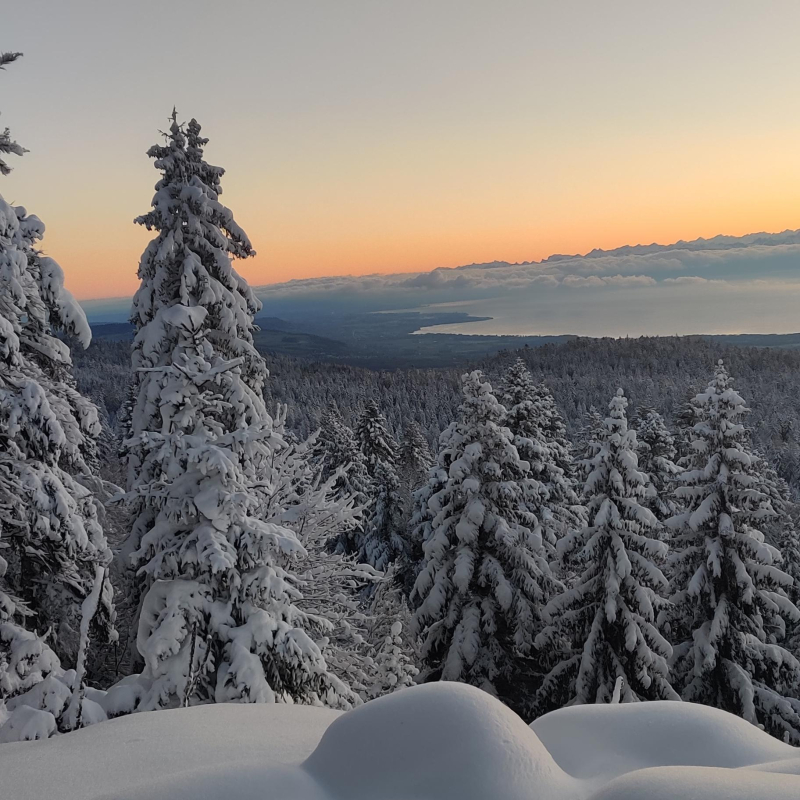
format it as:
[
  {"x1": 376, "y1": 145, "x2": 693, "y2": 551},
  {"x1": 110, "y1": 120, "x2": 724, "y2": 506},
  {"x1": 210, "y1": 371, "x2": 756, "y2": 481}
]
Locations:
[
  {"x1": 256, "y1": 229, "x2": 800, "y2": 336},
  {"x1": 259, "y1": 229, "x2": 800, "y2": 298}
]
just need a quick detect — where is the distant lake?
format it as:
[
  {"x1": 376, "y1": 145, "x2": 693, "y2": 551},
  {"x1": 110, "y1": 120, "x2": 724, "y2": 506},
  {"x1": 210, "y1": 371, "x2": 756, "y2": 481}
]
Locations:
[{"x1": 413, "y1": 282, "x2": 800, "y2": 338}]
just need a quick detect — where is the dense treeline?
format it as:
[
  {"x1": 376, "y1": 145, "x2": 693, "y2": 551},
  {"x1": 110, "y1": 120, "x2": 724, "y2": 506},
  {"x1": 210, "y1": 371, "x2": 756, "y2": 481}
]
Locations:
[{"x1": 74, "y1": 335, "x2": 800, "y2": 498}]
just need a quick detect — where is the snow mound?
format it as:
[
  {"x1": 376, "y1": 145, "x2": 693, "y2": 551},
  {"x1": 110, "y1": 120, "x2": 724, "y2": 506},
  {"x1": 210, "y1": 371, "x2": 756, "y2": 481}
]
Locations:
[
  {"x1": 1, "y1": 683, "x2": 798, "y2": 800},
  {"x1": 589, "y1": 766, "x2": 800, "y2": 800},
  {"x1": 531, "y1": 699, "x2": 794, "y2": 782},
  {"x1": 305, "y1": 681, "x2": 576, "y2": 800}
]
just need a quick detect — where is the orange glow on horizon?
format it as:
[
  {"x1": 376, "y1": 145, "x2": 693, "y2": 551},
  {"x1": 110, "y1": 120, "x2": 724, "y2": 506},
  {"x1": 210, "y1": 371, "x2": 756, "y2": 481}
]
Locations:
[
  {"x1": 51, "y1": 202, "x2": 800, "y2": 302},
  {"x1": 19, "y1": 124, "x2": 800, "y2": 302}
]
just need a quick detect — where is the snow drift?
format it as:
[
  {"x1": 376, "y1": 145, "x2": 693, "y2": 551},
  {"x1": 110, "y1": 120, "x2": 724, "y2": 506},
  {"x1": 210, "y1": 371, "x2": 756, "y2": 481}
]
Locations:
[{"x1": 1, "y1": 683, "x2": 798, "y2": 800}]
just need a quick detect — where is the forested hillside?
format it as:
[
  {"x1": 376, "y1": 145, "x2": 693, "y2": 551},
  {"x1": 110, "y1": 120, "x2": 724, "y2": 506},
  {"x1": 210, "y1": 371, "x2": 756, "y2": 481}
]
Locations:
[{"x1": 73, "y1": 334, "x2": 800, "y2": 497}]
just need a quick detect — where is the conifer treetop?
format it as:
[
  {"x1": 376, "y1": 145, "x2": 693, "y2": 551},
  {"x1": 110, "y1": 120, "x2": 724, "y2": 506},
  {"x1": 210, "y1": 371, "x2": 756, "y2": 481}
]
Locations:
[
  {"x1": 356, "y1": 401, "x2": 397, "y2": 472},
  {"x1": 131, "y1": 111, "x2": 263, "y2": 390},
  {"x1": 0, "y1": 52, "x2": 26, "y2": 176}
]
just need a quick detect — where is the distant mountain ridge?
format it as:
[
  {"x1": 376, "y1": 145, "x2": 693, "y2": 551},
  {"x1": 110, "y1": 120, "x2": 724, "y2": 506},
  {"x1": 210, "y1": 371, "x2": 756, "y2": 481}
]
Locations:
[{"x1": 449, "y1": 228, "x2": 800, "y2": 273}]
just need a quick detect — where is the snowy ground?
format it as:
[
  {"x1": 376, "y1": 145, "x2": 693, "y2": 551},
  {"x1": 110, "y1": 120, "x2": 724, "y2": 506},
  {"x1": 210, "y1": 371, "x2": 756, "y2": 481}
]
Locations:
[{"x1": 1, "y1": 683, "x2": 798, "y2": 800}]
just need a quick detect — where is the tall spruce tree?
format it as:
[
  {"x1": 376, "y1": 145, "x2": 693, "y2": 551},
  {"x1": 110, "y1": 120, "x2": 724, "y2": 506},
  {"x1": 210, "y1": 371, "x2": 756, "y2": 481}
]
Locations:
[
  {"x1": 412, "y1": 371, "x2": 558, "y2": 708},
  {"x1": 120, "y1": 114, "x2": 353, "y2": 710},
  {"x1": 533, "y1": 389, "x2": 677, "y2": 714},
  {"x1": 356, "y1": 401, "x2": 397, "y2": 475},
  {"x1": 500, "y1": 358, "x2": 584, "y2": 555},
  {"x1": 313, "y1": 405, "x2": 371, "y2": 554},
  {"x1": 533, "y1": 376, "x2": 579, "y2": 481},
  {"x1": 360, "y1": 460, "x2": 406, "y2": 570},
  {"x1": 0, "y1": 54, "x2": 115, "y2": 740},
  {"x1": 665, "y1": 361, "x2": 800, "y2": 743},
  {"x1": 397, "y1": 422, "x2": 433, "y2": 495}
]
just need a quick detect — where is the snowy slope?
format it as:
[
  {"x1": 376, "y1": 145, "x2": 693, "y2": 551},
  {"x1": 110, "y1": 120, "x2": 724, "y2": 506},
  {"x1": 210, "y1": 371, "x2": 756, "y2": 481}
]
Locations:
[
  {"x1": 0, "y1": 703, "x2": 339, "y2": 800},
  {"x1": 1, "y1": 683, "x2": 798, "y2": 800}
]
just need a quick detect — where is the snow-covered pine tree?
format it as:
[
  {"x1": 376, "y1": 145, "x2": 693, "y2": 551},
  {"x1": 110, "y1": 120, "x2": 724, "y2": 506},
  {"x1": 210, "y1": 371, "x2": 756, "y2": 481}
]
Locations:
[
  {"x1": 120, "y1": 114, "x2": 354, "y2": 711},
  {"x1": 372, "y1": 422, "x2": 433, "y2": 590},
  {"x1": 533, "y1": 389, "x2": 677, "y2": 714},
  {"x1": 314, "y1": 406, "x2": 372, "y2": 501},
  {"x1": 312, "y1": 405, "x2": 372, "y2": 554},
  {"x1": 753, "y1": 456, "x2": 800, "y2": 595},
  {"x1": 1, "y1": 207, "x2": 116, "y2": 664},
  {"x1": 634, "y1": 406, "x2": 682, "y2": 521},
  {"x1": 314, "y1": 405, "x2": 348, "y2": 482},
  {"x1": 672, "y1": 385, "x2": 703, "y2": 466},
  {"x1": 500, "y1": 358, "x2": 584, "y2": 556},
  {"x1": 0, "y1": 434, "x2": 62, "y2": 741},
  {"x1": 397, "y1": 422, "x2": 433, "y2": 497},
  {"x1": 356, "y1": 401, "x2": 397, "y2": 475},
  {"x1": 412, "y1": 371, "x2": 558, "y2": 708},
  {"x1": 0, "y1": 55, "x2": 115, "y2": 738},
  {"x1": 124, "y1": 111, "x2": 265, "y2": 464},
  {"x1": 360, "y1": 460, "x2": 406, "y2": 570},
  {"x1": 754, "y1": 461, "x2": 800, "y2": 659},
  {"x1": 665, "y1": 361, "x2": 800, "y2": 743},
  {"x1": 123, "y1": 111, "x2": 263, "y2": 596}
]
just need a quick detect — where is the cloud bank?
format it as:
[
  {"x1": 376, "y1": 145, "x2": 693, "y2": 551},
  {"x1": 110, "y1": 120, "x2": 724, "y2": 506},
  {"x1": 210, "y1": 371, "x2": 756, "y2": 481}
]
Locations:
[
  {"x1": 251, "y1": 228, "x2": 800, "y2": 337},
  {"x1": 258, "y1": 228, "x2": 800, "y2": 300}
]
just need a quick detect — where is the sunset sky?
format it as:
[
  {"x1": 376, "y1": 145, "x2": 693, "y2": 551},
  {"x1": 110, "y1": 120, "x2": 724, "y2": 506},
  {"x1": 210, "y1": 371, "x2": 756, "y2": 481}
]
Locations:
[{"x1": 3, "y1": 0, "x2": 800, "y2": 301}]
